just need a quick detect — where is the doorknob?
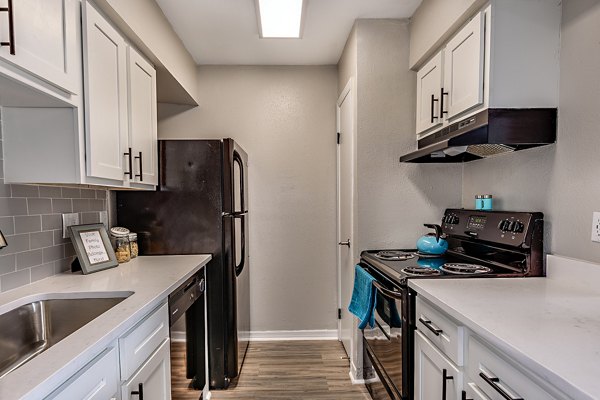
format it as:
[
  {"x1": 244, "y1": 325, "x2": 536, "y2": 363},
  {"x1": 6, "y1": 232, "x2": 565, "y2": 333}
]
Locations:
[{"x1": 338, "y1": 239, "x2": 351, "y2": 247}]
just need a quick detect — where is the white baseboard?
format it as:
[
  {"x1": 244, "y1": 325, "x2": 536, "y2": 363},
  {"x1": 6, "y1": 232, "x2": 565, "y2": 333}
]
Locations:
[
  {"x1": 171, "y1": 330, "x2": 186, "y2": 342},
  {"x1": 249, "y1": 329, "x2": 338, "y2": 341},
  {"x1": 349, "y1": 360, "x2": 365, "y2": 384}
]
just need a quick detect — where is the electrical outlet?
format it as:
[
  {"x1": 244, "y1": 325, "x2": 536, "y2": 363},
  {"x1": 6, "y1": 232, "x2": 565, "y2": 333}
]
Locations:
[
  {"x1": 62, "y1": 213, "x2": 80, "y2": 239},
  {"x1": 592, "y1": 212, "x2": 600, "y2": 243}
]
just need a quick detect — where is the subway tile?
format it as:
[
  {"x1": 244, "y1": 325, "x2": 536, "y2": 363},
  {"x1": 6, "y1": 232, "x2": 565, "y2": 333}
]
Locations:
[
  {"x1": 52, "y1": 199, "x2": 72, "y2": 213},
  {"x1": 80, "y1": 189, "x2": 96, "y2": 199},
  {"x1": 0, "y1": 254, "x2": 15, "y2": 275},
  {"x1": 0, "y1": 269, "x2": 30, "y2": 292},
  {"x1": 61, "y1": 187, "x2": 81, "y2": 199},
  {"x1": 54, "y1": 258, "x2": 73, "y2": 274},
  {"x1": 0, "y1": 216, "x2": 14, "y2": 235},
  {"x1": 89, "y1": 199, "x2": 106, "y2": 212},
  {"x1": 27, "y1": 198, "x2": 52, "y2": 215},
  {"x1": 11, "y1": 184, "x2": 39, "y2": 198},
  {"x1": 72, "y1": 199, "x2": 90, "y2": 213},
  {"x1": 42, "y1": 214, "x2": 62, "y2": 230},
  {"x1": 0, "y1": 140, "x2": 3, "y2": 160},
  {"x1": 43, "y1": 245, "x2": 64, "y2": 263},
  {"x1": 17, "y1": 249, "x2": 43, "y2": 269},
  {"x1": 3, "y1": 234, "x2": 29, "y2": 253},
  {"x1": 96, "y1": 190, "x2": 107, "y2": 200},
  {"x1": 39, "y1": 186, "x2": 63, "y2": 198},
  {"x1": 53, "y1": 229, "x2": 70, "y2": 245},
  {"x1": 0, "y1": 198, "x2": 28, "y2": 216},
  {"x1": 0, "y1": 181, "x2": 10, "y2": 197},
  {"x1": 0, "y1": 163, "x2": 5, "y2": 179},
  {"x1": 15, "y1": 215, "x2": 41, "y2": 234},
  {"x1": 81, "y1": 212, "x2": 100, "y2": 224},
  {"x1": 30, "y1": 231, "x2": 54, "y2": 249},
  {"x1": 31, "y1": 263, "x2": 55, "y2": 282}
]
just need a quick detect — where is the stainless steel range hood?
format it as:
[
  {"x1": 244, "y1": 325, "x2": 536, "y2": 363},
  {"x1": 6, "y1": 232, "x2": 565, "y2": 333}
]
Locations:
[{"x1": 400, "y1": 109, "x2": 557, "y2": 163}]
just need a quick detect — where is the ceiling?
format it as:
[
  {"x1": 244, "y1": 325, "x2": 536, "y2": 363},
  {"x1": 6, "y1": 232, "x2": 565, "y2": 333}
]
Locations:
[{"x1": 155, "y1": 0, "x2": 422, "y2": 65}]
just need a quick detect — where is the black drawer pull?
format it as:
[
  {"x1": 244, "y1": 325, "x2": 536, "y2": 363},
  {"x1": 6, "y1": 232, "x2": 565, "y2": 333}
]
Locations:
[
  {"x1": 135, "y1": 151, "x2": 143, "y2": 181},
  {"x1": 461, "y1": 390, "x2": 473, "y2": 400},
  {"x1": 442, "y1": 369, "x2": 453, "y2": 400},
  {"x1": 124, "y1": 148, "x2": 133, "y2": 178},
  {"x1": 419, "y1": 317, "x2": 443, "y2": 336},
  {"x1": 431, "y1": 94, "x2": 439, "y2": 123},
  {"x1": 131, "y1": 383, "x2": 144, "y2": 399},
  {"x1": 479, "y1": 372, "x2": 524, "y2": 400}
]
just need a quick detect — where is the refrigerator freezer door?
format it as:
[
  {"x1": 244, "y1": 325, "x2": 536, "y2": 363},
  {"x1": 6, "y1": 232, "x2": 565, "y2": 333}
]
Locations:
[{"x1": 223, "y1": 139, "x2": 249, "y2": 215}]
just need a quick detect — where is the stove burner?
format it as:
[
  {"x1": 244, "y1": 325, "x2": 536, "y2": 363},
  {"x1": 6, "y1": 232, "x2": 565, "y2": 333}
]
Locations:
[
  {"x1": 375, "y1": 250, "x2": 415, "y2": 261},
  {"x1": 415, "y1": 251, "x2": 445, "y2": 259},
  {"x1": 401, "y1": 266, "x2": 442, "y2": 276},
  {"x1": 440, "y1": 263, "x2": 492, "y2": 275}
]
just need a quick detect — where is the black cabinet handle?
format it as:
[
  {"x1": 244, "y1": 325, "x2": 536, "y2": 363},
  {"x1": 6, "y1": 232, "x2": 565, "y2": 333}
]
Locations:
[
  {"x1": 479, "y1": 372, "x2": 524, "y2": 400},
  {"x1": 131, "y1": 383, "x2": 144, "y2": 399},
  {"x1": 0, "y1": 0, "x2": 15, "y2": 55},
  {"x1": 135, "y1": 151, "x2": 143, "y2": 181},
  {"x1": 419, "y1": 317, "x2": 443, "y2": 336},
  {"x1": 430, "y1": 94, "x2": 439, "y2": 123},
  {"x1": 440, "y1": 88, "x2": 449, "y2": 117},
  {"x1": 124, "y1": 147, "x2": 133, "y2": 178},
  {"x1": 461, "y1": 390, "x2": 473, "y2": 400},
  {"x1": 442, "y1": 369, "x2": 453, "y2": 400}
]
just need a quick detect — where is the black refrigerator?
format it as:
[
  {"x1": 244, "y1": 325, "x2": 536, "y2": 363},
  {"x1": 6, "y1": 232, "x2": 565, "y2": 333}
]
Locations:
[{"x1": 116, "y1": 139, "x2": 250, "y2": 390}]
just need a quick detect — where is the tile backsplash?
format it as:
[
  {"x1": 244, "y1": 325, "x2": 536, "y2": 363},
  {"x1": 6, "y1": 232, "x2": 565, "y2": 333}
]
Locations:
[{"x1": 0, "y1": 111, "x2": 109, "y2": 293}]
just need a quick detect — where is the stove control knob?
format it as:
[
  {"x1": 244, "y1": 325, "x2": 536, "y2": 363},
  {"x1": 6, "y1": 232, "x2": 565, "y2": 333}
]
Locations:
[
  {"x1": 498, "y1": 219, "x2": 511, "y2": 232},
  {"x1": 450, "y1": 215, "x2": 459, "y2": 224},
  {"x1": 507, "y1": 220, "x2": 516, "y2": 232},
  {"x1": 512, "y1": 221, "x2": 524, "y2": 233}
]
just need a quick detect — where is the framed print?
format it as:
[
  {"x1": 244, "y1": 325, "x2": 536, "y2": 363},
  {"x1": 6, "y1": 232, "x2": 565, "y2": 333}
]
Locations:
[{"x1": 68, "y1": 224, "x2": 118, "y2": 274}]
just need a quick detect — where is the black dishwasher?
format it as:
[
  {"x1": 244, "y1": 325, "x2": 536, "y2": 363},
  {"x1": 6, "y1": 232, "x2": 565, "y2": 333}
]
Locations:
[{"x1": 169, "y1": 267, "x2": 206, "y2": 390}]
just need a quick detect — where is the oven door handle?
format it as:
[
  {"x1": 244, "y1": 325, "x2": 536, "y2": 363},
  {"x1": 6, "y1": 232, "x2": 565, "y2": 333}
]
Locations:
[{"x1": 372, "y1": 281, "x2": 403, "y2": 300}]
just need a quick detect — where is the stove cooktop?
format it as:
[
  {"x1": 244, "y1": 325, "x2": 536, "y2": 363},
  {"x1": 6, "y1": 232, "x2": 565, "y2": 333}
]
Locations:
[{"x1": 361, "y1": 249, "x2": 524, "y2": 286}]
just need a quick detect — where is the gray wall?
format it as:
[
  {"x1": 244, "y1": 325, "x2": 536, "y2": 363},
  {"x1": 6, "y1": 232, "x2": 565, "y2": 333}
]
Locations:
[
  {"x1": 158, "y1": 66, "x2": 339, "y2": 332},
  {"x1": 0, "y1": 112, "x2": 109, "y2": 292},
  {"x1": 463, "y1": 0, "x2": 600, "y2": 262}
]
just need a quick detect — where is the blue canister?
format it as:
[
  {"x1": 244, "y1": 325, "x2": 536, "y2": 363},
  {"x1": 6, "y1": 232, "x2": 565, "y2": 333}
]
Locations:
[
  {"x1": 481, "y1": 194, "x2": 493, "y2": 211},
  {"x1": 475, "y1": 195, "x2": 483, "y2": 210}
]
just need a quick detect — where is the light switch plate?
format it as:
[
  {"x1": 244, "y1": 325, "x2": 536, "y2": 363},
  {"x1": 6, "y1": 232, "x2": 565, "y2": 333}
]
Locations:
[
  {"x1": 62, "y1": 213, "x2": 80, "y2": 239},
  {"x1": 591, "y1": 212, "x2": 600, "y2": 243}
]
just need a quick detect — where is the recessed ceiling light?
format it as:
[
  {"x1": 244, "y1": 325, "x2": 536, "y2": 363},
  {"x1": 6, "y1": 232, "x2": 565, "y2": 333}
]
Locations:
[{"x1": 256, "y1": 0, "x2": 305, "y2": 39}]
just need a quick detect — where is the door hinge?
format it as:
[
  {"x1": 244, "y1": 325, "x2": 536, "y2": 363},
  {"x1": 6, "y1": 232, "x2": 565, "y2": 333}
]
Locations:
[
  {"x1": 337, "y1": 132, "x2": 341, "y2": 144},
  {"x1": 338, "y1": 308, "x2": 342, "y2": 320}
]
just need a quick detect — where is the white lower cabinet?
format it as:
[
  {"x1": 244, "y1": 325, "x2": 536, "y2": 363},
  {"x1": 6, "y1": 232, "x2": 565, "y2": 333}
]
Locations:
[
  {"x1": 414, "y1": 330, "x2": 462, "y2": 400},
  {"x1": 122, "y1": 339, "x2": 172, "y2": 400},
  {"x1": 462, "y1": 383, "x2": 490, "y2": 400}
]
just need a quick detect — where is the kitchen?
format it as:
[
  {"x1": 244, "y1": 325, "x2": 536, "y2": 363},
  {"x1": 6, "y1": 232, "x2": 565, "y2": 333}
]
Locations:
[{"x1": 0, "y1": 0, "x2": 598, "y2": 399}]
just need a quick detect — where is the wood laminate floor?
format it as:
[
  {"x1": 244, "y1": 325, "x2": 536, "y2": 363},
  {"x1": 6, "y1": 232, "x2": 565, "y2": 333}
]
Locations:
[{"x1": 170, "y1": 340, "x2": 371, "y2": 400}]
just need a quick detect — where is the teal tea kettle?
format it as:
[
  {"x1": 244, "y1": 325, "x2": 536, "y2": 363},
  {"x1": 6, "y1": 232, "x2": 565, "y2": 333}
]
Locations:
[{"x1": 416, "y1": 224, "x2": 448, "y2": 255}]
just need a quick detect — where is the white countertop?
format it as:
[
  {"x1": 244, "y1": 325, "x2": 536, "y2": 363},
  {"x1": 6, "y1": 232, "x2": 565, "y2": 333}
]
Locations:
[
  {"x1": 0, "y1": 254, "x2": 211, "y2": 400},
  {"x1": 408, "y1": 255, "x2": 600, "y2": 400}
]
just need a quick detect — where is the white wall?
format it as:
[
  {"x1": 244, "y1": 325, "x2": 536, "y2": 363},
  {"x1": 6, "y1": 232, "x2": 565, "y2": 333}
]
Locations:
[
  {"x1": 158, "y1": 66, "x2": 339, "y2": 332},
  {"x1": 463, "y1": 0, "x2": 600, "y2": 263}
]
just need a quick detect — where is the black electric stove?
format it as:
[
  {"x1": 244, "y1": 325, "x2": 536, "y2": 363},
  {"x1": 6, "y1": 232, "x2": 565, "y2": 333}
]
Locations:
[{"x1": 360, "y1": 209, "x2": 544, "y2": 400}]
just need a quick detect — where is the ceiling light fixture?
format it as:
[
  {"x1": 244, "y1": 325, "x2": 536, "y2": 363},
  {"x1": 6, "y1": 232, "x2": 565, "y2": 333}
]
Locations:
[{"x1": 256, "y1": 0, "x2": 305, "y2": 39}]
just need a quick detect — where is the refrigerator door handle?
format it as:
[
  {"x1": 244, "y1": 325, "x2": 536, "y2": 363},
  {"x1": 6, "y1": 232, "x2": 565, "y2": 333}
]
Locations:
[{"x1": 233, "y1": 213, "x2": 247, "y2": 277}]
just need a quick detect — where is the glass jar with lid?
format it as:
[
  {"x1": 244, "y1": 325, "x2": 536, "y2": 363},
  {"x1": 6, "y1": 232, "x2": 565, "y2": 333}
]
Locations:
[
  {"x1": 110, "y1": 227, "x2": 131, "y2": 263},
  {"x1": 129, "y1": 232, "x2": 139, "y2": 259}
]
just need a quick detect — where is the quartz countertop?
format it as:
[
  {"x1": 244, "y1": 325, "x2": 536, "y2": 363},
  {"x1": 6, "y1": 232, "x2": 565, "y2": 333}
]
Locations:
[
  {"x1": 0, "y1": 254, "x2": 211, "y2": 400},
  {"x1": 408, "y1": 255, "x2": 600, "y2": 400}
]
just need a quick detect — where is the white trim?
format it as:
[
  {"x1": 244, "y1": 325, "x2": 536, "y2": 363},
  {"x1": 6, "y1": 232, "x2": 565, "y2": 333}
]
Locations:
[
  {"x1": 170, "y1": 330, "x2": 186, "y2": 343},
  {"x1": 349, "y1": 371, "x2": 373, "y2": 385},
  {"x1": 249, "y1": 330, "x2": 338, "y2": 341},
  {"x1": 349, "y1": 359, "x2": 364, "y2": 383}
]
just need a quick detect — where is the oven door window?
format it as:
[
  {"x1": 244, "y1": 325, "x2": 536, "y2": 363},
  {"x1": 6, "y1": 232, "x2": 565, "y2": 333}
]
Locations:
[{"x1": 363, "y1": 288, "x2": 403, "y2": 396}]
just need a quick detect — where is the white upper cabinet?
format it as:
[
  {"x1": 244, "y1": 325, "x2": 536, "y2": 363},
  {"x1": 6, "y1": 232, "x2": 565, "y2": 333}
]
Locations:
[
  {"x1": 83, "y1": 1, "x2": 129, "y2": 182},
  {"x1": 0, "y1": 0, "x2": 80, "y2": 94},
  {"x1": 416, "y1": 52, "x2": 443, "y2": 134},
  {"x1": 128, "y1": 47, "x2": 158, "y2": 186},
  {"x1": 443, "y1": 12, "x2": 485, "y2": 120}
]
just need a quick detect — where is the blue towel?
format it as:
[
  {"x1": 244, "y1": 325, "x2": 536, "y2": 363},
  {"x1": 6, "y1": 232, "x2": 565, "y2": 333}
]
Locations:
[{"x1": 348, "y1": 265, "x2": 377, "y2": 329}]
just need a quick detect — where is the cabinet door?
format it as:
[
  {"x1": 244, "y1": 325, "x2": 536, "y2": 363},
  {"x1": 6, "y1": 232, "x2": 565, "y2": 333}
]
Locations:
[
  {"x1": 416, "y1": 52, "x2": 443, "y2": 135},
  {"x1": 0, "y1": 0, "x2": 80, "y2": 94},
  {"x1": 128, "y1": 46, "x2": 158, "y2": 186},
  {"x1": 83, "y1": 1, "x2": 129, "y2": 182},
  {"x1": 122, "y1": 339, "x2": 172, "y2": 400},
  {"x1": 414, "y1": 330, "x2": 462, "y2": 400},
  {"x1": 443, "y1": 12, "x2": 485, "y2": 120}
]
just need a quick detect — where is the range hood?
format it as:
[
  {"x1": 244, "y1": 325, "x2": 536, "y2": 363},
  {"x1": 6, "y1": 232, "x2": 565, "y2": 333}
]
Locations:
[{"x1": 400, "y1": 108, "x2": 557, "y2": 163}]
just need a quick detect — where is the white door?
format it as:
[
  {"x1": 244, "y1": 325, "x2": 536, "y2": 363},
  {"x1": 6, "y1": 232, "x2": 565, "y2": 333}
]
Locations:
[
  {"x1": 128, "y1": 46, "x2": 158, "y2": 185},
  {"x1": 337, "y1": 80, "x2": 355, "y2": 357},
  {"x1": 414, "y1": 331, "x2": 461, "y2": 400},
  {"x1": 0, "y1": 0, "x2": 80, "y2": 94},
  {"x1": 121, "y1": 339, "x2": 172, "y2": 400},
  {"x1": 416, "y1": 51, "x2": 443, "y2": 135},
  {"x1": 443, "y1": 12, "x2": 485, "y2": 120},
  {"x1": 83, "y1": 1, "x2": 129, "y2": 182}
]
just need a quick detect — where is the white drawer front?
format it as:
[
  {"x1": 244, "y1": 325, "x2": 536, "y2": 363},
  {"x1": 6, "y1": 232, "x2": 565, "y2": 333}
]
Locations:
[
  {"x1": 119, "y1": 302, "x2": 169, "y2": 380},
  {"x1": 464, "y1": 382, "x2": 491, "y2": 400},
  {"x1": 416, "y1": 297, "x2": 464, "y2": 366},
  {"x1": 468, "y1": 336, "x2": 562, "y2": 400},
  {"x1": 47, "y1": 347, "x2": 119, "y2": 400}
]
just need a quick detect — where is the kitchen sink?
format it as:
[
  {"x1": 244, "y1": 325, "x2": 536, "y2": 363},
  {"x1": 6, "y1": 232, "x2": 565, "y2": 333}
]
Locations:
[{"x1": 0, "y1": 294, "x2": 132, "y2": 378}]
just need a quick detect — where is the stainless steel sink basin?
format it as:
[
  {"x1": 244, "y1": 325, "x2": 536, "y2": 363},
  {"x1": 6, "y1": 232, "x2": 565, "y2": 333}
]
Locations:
[{"x1": 0, "y1": 294, "x2": 131, "y2": 378}]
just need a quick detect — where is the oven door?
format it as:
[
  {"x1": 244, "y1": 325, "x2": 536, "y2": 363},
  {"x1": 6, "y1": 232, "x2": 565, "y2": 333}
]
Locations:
[{"x1": 362, "y1": 266, "x2": 405, "y2": 400}]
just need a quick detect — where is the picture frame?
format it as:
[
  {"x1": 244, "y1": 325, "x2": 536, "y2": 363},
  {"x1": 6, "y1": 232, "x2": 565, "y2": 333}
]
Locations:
[{"x1": 68, "y1": 224, "x2": 118, "y2": 274}]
